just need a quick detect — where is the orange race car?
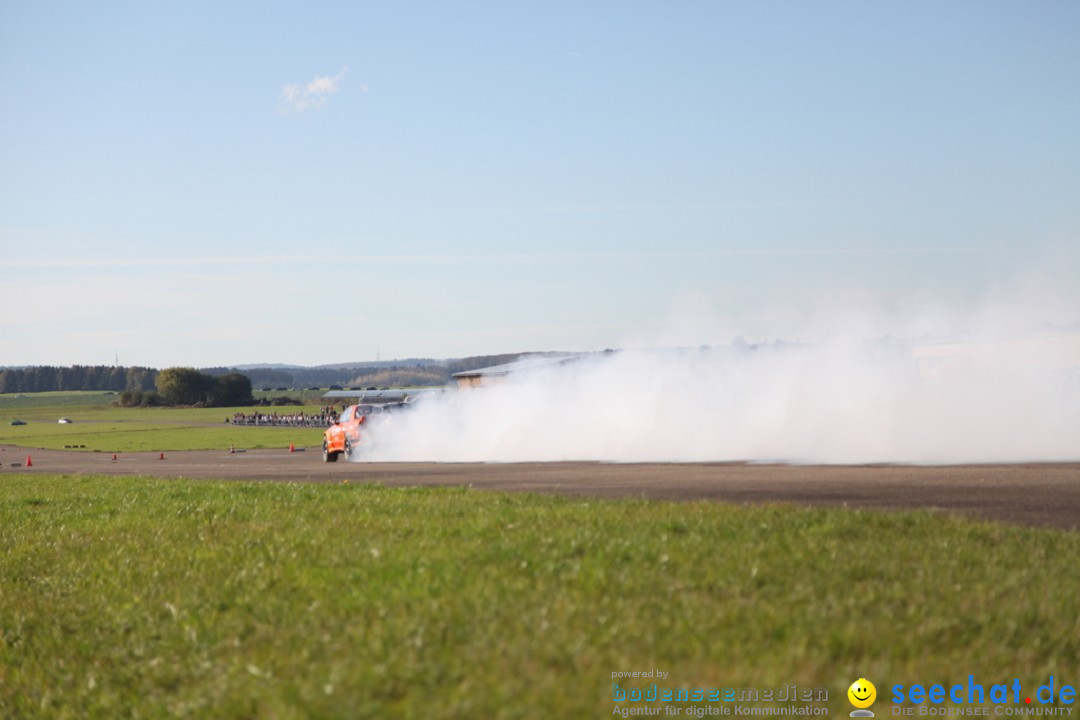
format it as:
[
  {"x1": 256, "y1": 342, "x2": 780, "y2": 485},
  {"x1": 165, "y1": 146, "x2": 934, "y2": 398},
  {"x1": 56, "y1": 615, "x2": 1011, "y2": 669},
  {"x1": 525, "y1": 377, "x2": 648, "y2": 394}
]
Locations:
[{"x1": 322, "y1": 404, "x2": 367, "y2": 462}]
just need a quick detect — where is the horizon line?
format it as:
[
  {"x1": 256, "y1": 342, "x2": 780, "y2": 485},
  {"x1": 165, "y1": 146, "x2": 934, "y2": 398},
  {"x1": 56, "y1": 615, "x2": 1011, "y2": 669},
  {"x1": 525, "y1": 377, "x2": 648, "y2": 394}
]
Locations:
[{"x1": 0, "y1": 246, "x2": 978, "y2": 269}]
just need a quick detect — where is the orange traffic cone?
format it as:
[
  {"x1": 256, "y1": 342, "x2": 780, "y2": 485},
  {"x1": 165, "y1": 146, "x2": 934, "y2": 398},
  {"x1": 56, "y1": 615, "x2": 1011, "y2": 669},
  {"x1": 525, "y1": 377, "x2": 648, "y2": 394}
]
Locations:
[
  {"x1": 112, "y1": 453, "x2": 118, "y2": 462},
  {"x1": 25, "y1": 455, "x2": 32, "y2": 467},
  {"x1": 159, "y1": 452, "x2": 166, "y2": 460},
  {"x1": 289, "y1": 442, "x2": 295, "y2": 453}
]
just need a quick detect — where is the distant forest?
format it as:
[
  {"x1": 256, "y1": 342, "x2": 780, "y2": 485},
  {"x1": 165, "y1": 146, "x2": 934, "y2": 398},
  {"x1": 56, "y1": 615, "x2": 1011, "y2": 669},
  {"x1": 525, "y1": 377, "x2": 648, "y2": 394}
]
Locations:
[
  {"x1": 204, "y1": 353, "x2": 527, "y2": 389},
  {"x1": 0, "y1": 353, "x2": 532, "y2": 394},
  {"x1": 0, "y1": 365, "x2": 157, "y2": 394}
]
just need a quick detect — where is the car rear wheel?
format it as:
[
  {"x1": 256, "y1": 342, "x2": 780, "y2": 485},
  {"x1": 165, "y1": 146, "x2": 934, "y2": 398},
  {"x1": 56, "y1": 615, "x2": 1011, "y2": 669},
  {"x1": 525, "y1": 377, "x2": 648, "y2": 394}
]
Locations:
[
  {"x1": 343, "y1": 439, "x2": 353, "y2": 460},
  {"x1": 323, "y1": 441, "x2": 338, "y2": 463}
]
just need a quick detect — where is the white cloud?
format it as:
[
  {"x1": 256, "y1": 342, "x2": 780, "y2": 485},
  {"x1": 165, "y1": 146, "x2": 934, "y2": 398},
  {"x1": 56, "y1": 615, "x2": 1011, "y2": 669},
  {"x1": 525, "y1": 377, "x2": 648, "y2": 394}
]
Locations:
[{"x1": 279, "y1": 67, "x2": 349, "y2": 113}]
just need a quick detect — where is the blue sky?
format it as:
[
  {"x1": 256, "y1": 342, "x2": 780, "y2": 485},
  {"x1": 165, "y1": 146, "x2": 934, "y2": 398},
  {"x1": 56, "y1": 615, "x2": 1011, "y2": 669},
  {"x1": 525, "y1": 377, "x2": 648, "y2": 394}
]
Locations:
[{"x1": 1, "y1": 1, "x2": 1078, "y2": 368}]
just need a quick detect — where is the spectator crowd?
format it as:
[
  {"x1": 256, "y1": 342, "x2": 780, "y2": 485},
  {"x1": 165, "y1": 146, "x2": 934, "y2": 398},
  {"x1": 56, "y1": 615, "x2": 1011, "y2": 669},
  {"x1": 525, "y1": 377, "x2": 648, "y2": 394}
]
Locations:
[{"x1": 228, "y1": 407, "x2": 340, "y2": 427}]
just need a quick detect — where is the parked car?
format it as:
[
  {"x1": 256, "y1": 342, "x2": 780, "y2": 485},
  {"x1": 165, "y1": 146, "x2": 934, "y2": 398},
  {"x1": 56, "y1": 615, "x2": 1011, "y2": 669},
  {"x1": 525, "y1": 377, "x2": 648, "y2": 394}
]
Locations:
[
  {"x1": 58, "y1": 417, "x2": 73, "y2": 424},
  {"x1": 10, "y1": 419, "x2": 26, "y2": 426}
]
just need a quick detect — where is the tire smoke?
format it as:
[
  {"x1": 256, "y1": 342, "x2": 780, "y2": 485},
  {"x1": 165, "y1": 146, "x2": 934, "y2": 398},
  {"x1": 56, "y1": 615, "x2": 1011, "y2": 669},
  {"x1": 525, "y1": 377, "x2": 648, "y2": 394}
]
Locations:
[
  {"x1": 359, "y1": 275, "x2": 1080, "y2": 464},
  {"x1": 359, "y1": 337, "x2": 1079, "y2": 465}
]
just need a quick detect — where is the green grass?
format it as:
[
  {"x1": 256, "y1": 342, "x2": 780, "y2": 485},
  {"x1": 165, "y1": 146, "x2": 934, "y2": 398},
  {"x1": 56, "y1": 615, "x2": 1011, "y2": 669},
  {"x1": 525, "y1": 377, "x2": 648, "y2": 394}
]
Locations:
[
  {"x1": 1, "y1": 475, "x2": 1077, "y2": 719},
  {"x1": 0, "y1": 422, "x2": 325, "y2": 452},
  {"x1": 0, "y1": 402, "x2": 332, "y2": 451},
  {"x1": 0, "y1": 391, "x2": 118, "y2": 410},
  {"x1": 0, "y1": 400, "x2": 331, "y2": 423},
  {"x1": 0, "y1": 391, "x2": 329, "y2": 412}
]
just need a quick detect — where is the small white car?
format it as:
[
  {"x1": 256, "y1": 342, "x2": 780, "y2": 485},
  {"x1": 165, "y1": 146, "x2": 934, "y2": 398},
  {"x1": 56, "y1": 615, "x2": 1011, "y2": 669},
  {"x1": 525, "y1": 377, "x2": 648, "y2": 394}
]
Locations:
[{"x1": 58, "y1": 417, "x2": 73, "y2": 424}]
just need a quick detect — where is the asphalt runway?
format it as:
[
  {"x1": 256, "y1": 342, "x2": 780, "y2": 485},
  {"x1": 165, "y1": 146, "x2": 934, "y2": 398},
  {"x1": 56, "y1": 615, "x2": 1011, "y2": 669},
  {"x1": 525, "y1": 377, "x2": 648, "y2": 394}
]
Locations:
[{"x1": 2, "y1": 444, "x2": 1078, "y2": 530}]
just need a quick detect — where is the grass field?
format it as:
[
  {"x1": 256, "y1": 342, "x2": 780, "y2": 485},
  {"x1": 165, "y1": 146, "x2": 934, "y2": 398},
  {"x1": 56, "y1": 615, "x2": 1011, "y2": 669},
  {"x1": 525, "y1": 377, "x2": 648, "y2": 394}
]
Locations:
[
  {"x1": 0, "y1": 421, "x2": 325, "y2": 453},
  {"x1": 2, "y1": 474, "x2": 1078, "y2": 719},
  {"x1": 0, "y1": 390, "x2": 329, "y2": 412},
  {"x1": 0, "y1": 391, "x2": 117, "y2": 410},
  {"x1": 0, "y1": 393, "x2": 331, "y2": 451}
]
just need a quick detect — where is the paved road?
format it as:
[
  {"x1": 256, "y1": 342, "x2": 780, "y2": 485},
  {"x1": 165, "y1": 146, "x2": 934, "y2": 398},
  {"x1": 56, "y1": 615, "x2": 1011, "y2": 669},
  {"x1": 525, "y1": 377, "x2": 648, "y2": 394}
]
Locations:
[{"x1": 3, "y1": 445, "x2": 1078, "y2": 530}]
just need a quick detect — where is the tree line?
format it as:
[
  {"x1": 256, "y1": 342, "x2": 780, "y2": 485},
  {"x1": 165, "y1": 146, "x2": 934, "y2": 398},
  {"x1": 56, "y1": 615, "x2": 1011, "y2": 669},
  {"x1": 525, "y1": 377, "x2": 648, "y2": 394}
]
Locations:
[
  {"x1": 1, "y1": 352, "x2": 547, "y2": 400},
  {"x1": 228, "y1": 364, "x2": 450, "y2": 388},
  {"x1": 118, "y1": 368, "x2": 253, "y2": 408},
  {"x1": 0, "y1": 365, "x2": 252, "y2": 407},
  {"x1": 0, "y1": 365, "x2": 156, "y2": 394},
  {"x1": 217, "y1": 353, "x2": 532, "y2": 389}
]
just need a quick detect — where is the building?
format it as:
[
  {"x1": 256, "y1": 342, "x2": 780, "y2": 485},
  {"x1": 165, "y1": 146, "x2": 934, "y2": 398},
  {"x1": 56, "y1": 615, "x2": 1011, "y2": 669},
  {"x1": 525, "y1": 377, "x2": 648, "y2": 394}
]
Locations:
[{"x1": 451, "y1": 355, "x2": 584, "y2": 389}]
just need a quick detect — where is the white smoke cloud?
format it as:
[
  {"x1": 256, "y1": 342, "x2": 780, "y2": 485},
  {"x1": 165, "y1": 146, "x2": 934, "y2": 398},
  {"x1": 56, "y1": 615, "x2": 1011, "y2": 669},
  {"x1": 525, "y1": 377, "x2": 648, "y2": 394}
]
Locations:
[
  {"x1": 358, "y1": 277, "x2": 1080, "y2": 465},
  {"x1": 279, "y1": 67, "x2": 349, "y2": 113}
]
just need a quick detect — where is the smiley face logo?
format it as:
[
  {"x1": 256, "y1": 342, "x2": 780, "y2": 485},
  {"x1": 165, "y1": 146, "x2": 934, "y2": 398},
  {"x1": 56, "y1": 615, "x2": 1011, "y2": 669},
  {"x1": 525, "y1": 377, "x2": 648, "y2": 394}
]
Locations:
[{"x1": 848, "y1": 678, "x2": 877, "y2": 709}]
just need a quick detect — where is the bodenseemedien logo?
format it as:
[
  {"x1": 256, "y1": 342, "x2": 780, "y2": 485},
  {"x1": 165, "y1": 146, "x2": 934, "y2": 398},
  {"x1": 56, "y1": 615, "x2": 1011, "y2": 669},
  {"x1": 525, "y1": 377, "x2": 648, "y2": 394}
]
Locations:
[{"x1": 849, "y1": 678, "x2": 877, "y2": 717}]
